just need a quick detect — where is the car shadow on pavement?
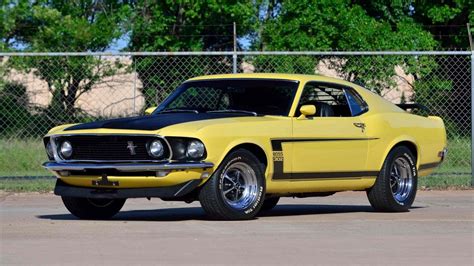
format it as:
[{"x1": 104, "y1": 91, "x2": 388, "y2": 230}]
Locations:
[
  {"x1": 36, "y1": 204, "x2": 424, "y2": 222},
  {"x1": 37, "y1": 207, "x2": 208, "y2": 222},
  {"x1": 258, "y1": 204, "x2": 374, "y2": 217}
]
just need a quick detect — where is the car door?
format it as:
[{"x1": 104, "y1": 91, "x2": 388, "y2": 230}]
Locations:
[{"x1": 289, "y1": 82, "x2": 370, "y2": 179}]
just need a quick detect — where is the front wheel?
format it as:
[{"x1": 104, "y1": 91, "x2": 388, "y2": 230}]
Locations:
[
  {"x1": 199, "y1": 149, "x2": 265, "y2": 220},
  {"x1": 62, "y1": 197, "x2": 126, "y2": 219},
  {"x1": 367, "y1": 146, "x2": 417, "y2": 212},
  {"x1": 259, "y1": 197, "x2": 280, "y2": 212}
]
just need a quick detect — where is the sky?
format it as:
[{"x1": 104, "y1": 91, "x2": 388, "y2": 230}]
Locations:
[{"x1": 107, "y1": 30, "x2": 252, "y2": 52}]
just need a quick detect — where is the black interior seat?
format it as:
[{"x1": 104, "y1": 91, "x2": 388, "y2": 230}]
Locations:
[{"x1": 314, "y1": 102, "x2": 335, "y2": 117}]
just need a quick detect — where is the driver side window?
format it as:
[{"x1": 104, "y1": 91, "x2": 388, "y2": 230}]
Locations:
[{"x1": 296, "y1": 82, "x2": 366, "y2": 117}]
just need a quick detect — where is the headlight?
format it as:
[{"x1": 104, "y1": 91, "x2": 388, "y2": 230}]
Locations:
[
  {"x1": 148, "y1": 140, "x2": 164, "y2": 158},
  {"x1": 60, "y1": 141, "x2": 73, "y2": 159},
  {"x1": 186, "y1": 140, "x2": 205, "y2": 159},
  {"x1": 45, "y1": 140, "x2": 54, "y2": 159},
  {"x1": 167, "y1": 138, "x2": 206, "y2": 160}
]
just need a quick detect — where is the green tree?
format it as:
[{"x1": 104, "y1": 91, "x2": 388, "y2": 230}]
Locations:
[
  {"x1": 354, "y1": 0, "x2": 473, "y2": 49},
  {"x1": 413, "y1": 0, "x2": 473, "y2": 49},
  {"x1": 253, "y1": 0, "x2": 438, "y2": 93},
  {"x1": 0, "y1": 81, "x2": 31, "y2": 136},
  {"x1": 129, "y1": 0, "x2": 257, "y2": 107},
  {"x1": 2, "y1": 0, "x2": 130, "y2": 120}
]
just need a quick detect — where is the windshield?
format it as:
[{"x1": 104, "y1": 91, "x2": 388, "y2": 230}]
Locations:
[{"x1": 156, "y1": 79, "x2": 299, "y2": 116}]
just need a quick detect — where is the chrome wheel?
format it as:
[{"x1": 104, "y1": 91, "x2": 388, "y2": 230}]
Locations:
[
  {"x1": 220, "y1": 162, "x2": 259, "y2": 210},
  {"x1": 390, "y1": 157, "x2": 414, "y2": 204}
]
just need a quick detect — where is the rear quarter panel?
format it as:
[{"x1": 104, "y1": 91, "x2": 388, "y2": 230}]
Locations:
[{"x1": 362, "y1": 112, "x2": 446, "y2": 176}]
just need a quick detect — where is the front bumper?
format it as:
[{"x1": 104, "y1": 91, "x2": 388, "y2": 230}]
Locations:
[
  {"x1": 54, "y1": 179, "x2": 201, "y2": 199},
  {"x1": 44, "y1": 161, "x2": 214, "y2": 190},
  {"x1": 43, "y1": 161, "x2": 214, "y2": 172}
]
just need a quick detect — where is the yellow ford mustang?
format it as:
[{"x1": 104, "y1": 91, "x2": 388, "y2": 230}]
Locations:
[{"x1": 43, "y1": 73, "x2": 447, "y2": 220}]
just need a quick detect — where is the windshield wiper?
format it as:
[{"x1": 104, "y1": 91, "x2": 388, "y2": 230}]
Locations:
[
  {"x1": 159, "y1": 109, "x2": 199, "y2": 114},
  {"x1": 207, "y1": 109, "x2": 257, "y2": 116}
]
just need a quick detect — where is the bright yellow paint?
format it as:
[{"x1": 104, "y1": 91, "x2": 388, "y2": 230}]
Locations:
[
  {"x1": 292, "y1": 117, "x2": 368, "y2": 173},
  {"x1": 57, "y1": 170, "x2": 207, "y2": 188},
  {"x1": 45, "y1": 73, "x2": 446, "y2": 195},
  {"x1": 144, "y1": 106, "x2": 157, "y2": 115},
  {"x1": 297, "y1": 105, "x2": 316, "y2": 119}
]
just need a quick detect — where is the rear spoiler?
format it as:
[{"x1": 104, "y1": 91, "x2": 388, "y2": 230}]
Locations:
[{"x1": 396, "y1": 103, "x2": 430, "y2": 114}]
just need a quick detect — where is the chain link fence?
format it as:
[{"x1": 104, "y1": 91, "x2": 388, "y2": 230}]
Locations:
[{"x1": 0, "y1": 51, "x2": 471, "y2": 180}]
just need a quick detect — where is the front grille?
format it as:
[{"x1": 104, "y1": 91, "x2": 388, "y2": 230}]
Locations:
[{"x1": 55, "y1": 135, "x2": 169, "y2": 161}]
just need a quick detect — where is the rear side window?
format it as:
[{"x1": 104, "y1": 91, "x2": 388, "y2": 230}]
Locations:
[{"x1": 344, "y1": 89, "x2": 368, "y2": 116}]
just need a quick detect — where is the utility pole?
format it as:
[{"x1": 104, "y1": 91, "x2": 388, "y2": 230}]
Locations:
[{"x1": 233, "y1": 22, "x2": 237, "y2": 73}]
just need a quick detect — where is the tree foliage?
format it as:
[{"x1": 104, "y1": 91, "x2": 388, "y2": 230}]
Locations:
[
  {"x1": 251, "y1": 0, "x2": 439, "y2": 93},
  {"x1": 2, "y1": 0, "x2": 130, "y2": 121},
  {"x1": 1, "y1": 0, "x2": 472, "y2": 116},
  {"x1": 129, "y1": 0, "x2": 257, "y2": 107},
  {"x1": 414, "y1": 0, "x2": 473, "y2": 49}
]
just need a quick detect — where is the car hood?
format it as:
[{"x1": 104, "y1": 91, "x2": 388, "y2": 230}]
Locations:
[{"x1": 64, "y1": 113, "x2": 253, "y2": 131}]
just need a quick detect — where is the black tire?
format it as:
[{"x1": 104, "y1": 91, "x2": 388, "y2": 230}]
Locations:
[
  {"x1": 367, "y1": 146, "x2": 417, "y2": 212},
  {"x1": 199, "y1": 149, "x2": 266, "y2": 220},
  {"x1": 260, "y1": 197, "x2": 280, "y2": 212},
  {"x1": 61, "y1": 197, "x2": 126, "y2": 219}
]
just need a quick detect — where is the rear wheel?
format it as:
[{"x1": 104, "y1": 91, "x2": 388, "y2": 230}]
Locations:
[
  {"x1": 367, "y1": 146, "x2": 417, "y2": 212},
  {"x1": 199, "y1": 149, "x2": 265, "y2": 220},
  {"x1": 62, "y1": 197, "x2": 126, "y2": 219}
]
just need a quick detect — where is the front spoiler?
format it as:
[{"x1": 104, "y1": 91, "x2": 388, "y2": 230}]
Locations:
[
  {"x1": 43, "y1": 161, "x2": 214, "y2": 172},
  {"x1": 54, "y1": 179, "x2": 201, "y2": 199}
]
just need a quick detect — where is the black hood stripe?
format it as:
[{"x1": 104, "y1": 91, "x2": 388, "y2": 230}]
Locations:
[{"x1": 65, "y1": 113, "x2": 251, "y2": 131}]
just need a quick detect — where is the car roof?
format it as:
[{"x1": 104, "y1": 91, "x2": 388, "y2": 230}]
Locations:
[
  {"x1": 188, "y1": 73, "x2": 353, "y2": 85},
  {"x1": 188, "y1": 73, "x2": 403, "y2": 114}
]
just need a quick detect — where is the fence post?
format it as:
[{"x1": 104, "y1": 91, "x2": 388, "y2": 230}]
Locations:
[
  {"x1": 233, "y1": 22, "x2": 237, "y2": 73},
  {"x1": 133, "y1": 58, "x2": 137, "y2": 114},
  {"x1": 471, "y1": 52, "x2": 474, "y2": 186}
]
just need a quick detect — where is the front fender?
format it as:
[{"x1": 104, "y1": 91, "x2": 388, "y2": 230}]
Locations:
[{"x1": 215, "y1": 139, "x2": 272, "y2": 178}]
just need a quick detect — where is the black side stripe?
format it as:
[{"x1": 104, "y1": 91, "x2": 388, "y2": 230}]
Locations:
[
  {"x1": 290, "y1": 171, "x2": 379, "y2": 179},
  {"x1": 271, "y1": 138, "x2": 379, "y2": 180},
  {"x1": 270, "y1": 137, "x2": 379, "y2": 150},
  {"x1": 419, "y1": 162, "x2": 441, "y2": 170}
]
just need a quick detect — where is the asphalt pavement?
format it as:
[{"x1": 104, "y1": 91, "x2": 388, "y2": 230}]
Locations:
[{"x1": 1, "y1": 190, "x2": 473, "y2": 265}]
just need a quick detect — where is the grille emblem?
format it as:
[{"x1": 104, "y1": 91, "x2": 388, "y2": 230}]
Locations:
[{"x1": 126, "y1": 141, "x2": 137, "y2": 155}]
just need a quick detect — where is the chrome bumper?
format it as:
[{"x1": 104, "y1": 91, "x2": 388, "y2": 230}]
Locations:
[
  {"x1": 438, "y1": 147, "x2": 448, "y2": 162},
  {"x1": 43, "y1": 161, "x2": 214, "y2": 172}
]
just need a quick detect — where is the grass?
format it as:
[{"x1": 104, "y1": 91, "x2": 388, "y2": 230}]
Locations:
[
  {"x1": 0, "y1": 177, "x2": 55, "y2": 192},
  {"x1": 418, "y1": 174, "x2": 471, "y2": 189},
  {"x1": 0, "y1": 138, "x2": 472, "y2": 192},
  {"x1": 438, "y1": 137, "x2": 471, "y2": 174},
  {"x1": 0, "y1": 138, "x2": 51, "y2": 176}
]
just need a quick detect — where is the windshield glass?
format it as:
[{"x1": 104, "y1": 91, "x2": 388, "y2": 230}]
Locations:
[{"x1": 156, "y1": 79, "x2": 299, "y2": 116}]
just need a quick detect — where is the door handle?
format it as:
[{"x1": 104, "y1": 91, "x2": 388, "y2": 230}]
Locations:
[{"x1": 353, "y1": 123, "x2": 366, "y2": 132}]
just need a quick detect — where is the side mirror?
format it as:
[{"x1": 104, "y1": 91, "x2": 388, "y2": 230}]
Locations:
[
  {"x1": 298, "y1": 105, "x2": 316, "y2": 119},
  {"x1": 144, "y1": 107, "x2": 157, "y2": 115}
]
